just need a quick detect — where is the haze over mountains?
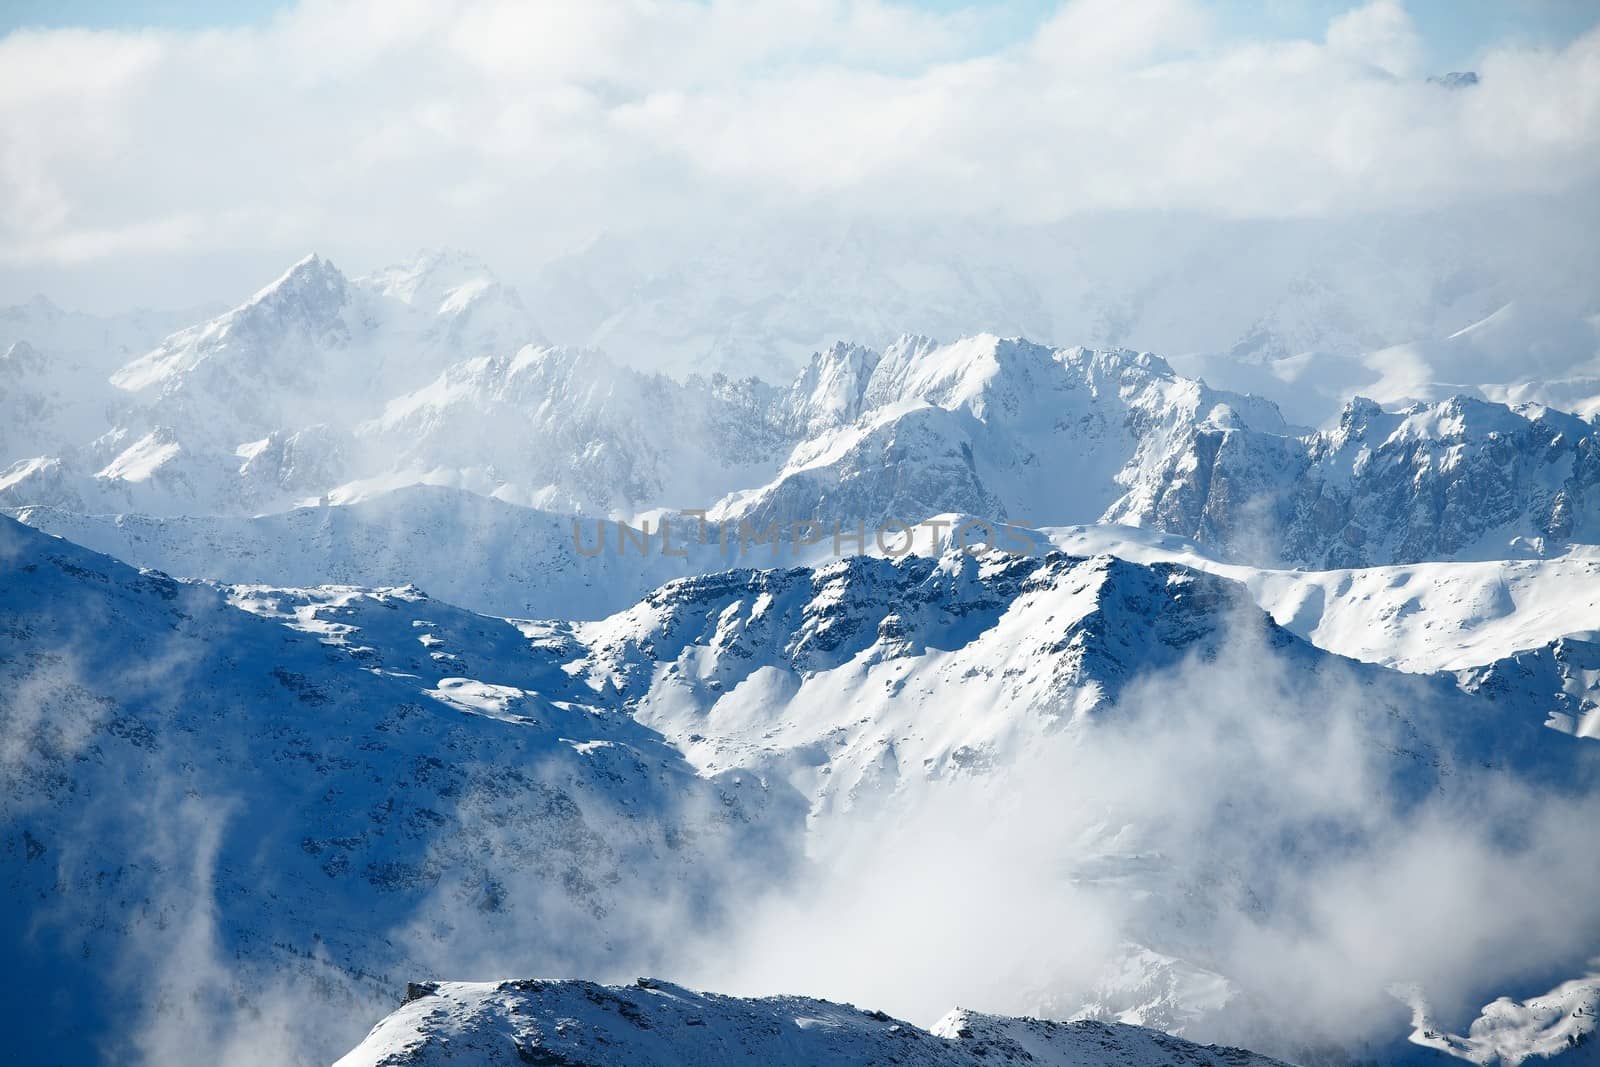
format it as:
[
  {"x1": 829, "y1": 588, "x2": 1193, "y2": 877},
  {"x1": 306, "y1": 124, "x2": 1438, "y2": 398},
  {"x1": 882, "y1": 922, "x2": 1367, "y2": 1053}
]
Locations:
[
  {"x1": 4, "y1": 245, "x2": 1600, "y2": 1067},
  {"x1": 4, "y1": 247, "x2": 1598, "y2": 559},
  {"x1": 529, "y1": 203, "x2": 1600, "y2": 402}
]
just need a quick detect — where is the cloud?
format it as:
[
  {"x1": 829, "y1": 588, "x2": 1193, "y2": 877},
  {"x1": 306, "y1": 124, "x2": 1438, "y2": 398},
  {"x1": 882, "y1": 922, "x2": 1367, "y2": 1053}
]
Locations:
[
  {"x1": 0, "y1": 0, "x2": 1597, "y2": 297},
  {"x1": 1326, "y1": 0, "x2": 1422, "y2": 76},
  {"x1": 1029, "y1": 0, "x2": 1214, "y2": 68},
  {"x1": 670, "y1": 619, "x2": 1600, "y2": 1059}
]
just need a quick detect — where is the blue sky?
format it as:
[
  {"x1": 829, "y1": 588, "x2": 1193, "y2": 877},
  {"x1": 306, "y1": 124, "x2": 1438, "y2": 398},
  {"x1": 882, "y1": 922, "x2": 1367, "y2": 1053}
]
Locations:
[
  {"x1": 1229, "y1": 0, "x2": 1600, "y2": 69},
  {"x1": 4, "y1": 0, "x2": 1596, "y2": 71}
]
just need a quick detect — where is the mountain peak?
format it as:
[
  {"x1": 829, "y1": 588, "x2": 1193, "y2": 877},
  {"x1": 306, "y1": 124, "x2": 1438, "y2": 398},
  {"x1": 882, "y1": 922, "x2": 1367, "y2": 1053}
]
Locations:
[
  {"x1": 1338, "y1": 394, "x2": 1385, "y2": 430},
  {"x1": 786, "y1": 339, "x2": 882, "y2": 434},
  {"x1": 246, "y1": 252, "x2": 348, "y2": 309}
]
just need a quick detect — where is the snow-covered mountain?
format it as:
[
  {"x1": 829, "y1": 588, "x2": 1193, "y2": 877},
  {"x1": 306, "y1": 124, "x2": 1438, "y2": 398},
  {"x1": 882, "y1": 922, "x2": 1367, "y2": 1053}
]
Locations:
[
  {"x1": 711, "y1": 334, "x2": 1294, "y2": 536},
  {"x1": 1360, "y1": 302, "x2": 1600, "y2": 420},
  {"x1": 335, "y1": 978, "x2": 1294, "y2": 1067},
  {"x1": 1180, "y1": 300, "x2": 1600, "y2": 429},
  {"x1": 5, "y1": 507, "x2": 1597, "y2": 1064},
  {"x1": 1406, "y1": 972, "x2": 1600, "y2": 1066},
  {"x1": 704, "y1": 334, "x2": 1599, "y2": 569},
  {"x1": 527, "y1": 217, "x2": 1063, "y2": 382},
  {"x1": 0, "y1": 338, "x2": 119, "y2": 461},
  {"x1": 1456, "y1": 637, "x2": 1600, "y2": 742},
  {"x1": 0, "y1": 293, "x2": 223, "y2": 375},
  {"x1": 110, "y1": 250, "x2": 541, "y2": 447},
  {"x1": 8, "y1": 248, "x2": 1600, "y2": 1067},
  {"x1": 0, "y1": 251, "x2": 546, "y2": 516},
  {"x1": 363, "y1": 346, "x2": 791, "y2": 515},
  {"x1": 1045, "y1": 523, "x2": 1600, "y2": 675},
  {"x1": 5, "y1": 250, "x2": 1596, "y2": 579},
  {"x1": 0, "y1": 516, "x2": 798, "y2": 1066},
  {"x1": 0, "y1": 294, "x2": 222, "y2": 473},
  {"x1": 15, "y1": 494, "x2": 1600, "y2": 695},
  {"x1": 1116, "y1": 393, "x2": 1600, "y2": 567}
]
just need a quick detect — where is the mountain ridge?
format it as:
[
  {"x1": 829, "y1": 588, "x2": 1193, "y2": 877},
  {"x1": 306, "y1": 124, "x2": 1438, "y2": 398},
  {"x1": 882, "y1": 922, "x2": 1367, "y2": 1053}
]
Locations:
[{"x1": 333, "y1": 977, "x2": 1297, "y2": 1067}]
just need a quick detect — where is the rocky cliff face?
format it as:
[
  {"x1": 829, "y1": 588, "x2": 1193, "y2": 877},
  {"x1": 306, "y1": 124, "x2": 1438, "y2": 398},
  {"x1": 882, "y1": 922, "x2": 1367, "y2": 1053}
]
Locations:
[{"x1": 1120, "y1": 395, "x2": 1600, "y2": 567}]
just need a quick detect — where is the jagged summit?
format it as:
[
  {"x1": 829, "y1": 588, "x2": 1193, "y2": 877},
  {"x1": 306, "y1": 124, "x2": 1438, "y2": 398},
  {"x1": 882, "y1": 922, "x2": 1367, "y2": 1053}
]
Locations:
[
  {"x1": 784, "y1": 338, "x2": 881, "y2": 434},
  {"x1": 250, "y1": 250, "x2": 346, "y2": 301}
]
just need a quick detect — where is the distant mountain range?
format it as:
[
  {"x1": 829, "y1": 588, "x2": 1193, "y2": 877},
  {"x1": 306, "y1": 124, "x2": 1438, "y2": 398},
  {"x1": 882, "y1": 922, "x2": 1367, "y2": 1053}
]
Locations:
[{"x1": 3, "y1": 250, "x2": 1597, "y2": 572}]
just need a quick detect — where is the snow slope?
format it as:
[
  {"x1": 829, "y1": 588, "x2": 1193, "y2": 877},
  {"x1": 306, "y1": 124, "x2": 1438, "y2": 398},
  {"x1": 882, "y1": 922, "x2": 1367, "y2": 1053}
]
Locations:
[
  {"x1": 5, "y1": 515, "x2": 1597, "y2": 1065},
  {"x1": 0, "y1": 251, "x2": 546, "y2": 516},
  {"x1": 1044, "y1": 524, "x2": 1600, "y2": 674},
  {"x1": 0, "y1": 516, "x2": 798, "y2": 1066},
  {"x1": 14, "y1": 490, "x2": 1600, "y2": 679},
  {"x1": 1407, "y1": 972, "x2": 1600, "y2": 1065},
  {"x1": 335, "y1": 977, "x2": 1293, "y2": 1067}
]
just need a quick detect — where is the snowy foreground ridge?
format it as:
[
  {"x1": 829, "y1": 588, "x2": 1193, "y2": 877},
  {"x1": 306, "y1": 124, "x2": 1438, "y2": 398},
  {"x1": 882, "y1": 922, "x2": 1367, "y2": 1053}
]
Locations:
[{"x1": 335, "y1": 978, "x2": 1293, "y2": 1067}]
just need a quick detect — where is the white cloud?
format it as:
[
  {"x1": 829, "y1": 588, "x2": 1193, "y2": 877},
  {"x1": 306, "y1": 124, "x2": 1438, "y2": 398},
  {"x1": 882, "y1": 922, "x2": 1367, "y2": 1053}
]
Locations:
[
  {"x1": 1325, "y1": 0, "x2": 1422, "y2": 77},
  {"x1": 0, "y1": 0, "x2": 1596, "y2": 299},
  {"x1": 672, "y1": 622, "x2": 1600, "y2": 1056},
  {"x1": 1029, "y1": 0, "x2": 1214, "y2": 68}
]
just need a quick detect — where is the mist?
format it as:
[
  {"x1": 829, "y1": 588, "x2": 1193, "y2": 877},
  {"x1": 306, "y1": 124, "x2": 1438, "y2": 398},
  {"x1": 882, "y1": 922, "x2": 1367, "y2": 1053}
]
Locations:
[{"x1": 665, "y1": 620, "x2": 1600, "y2": 1062}]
